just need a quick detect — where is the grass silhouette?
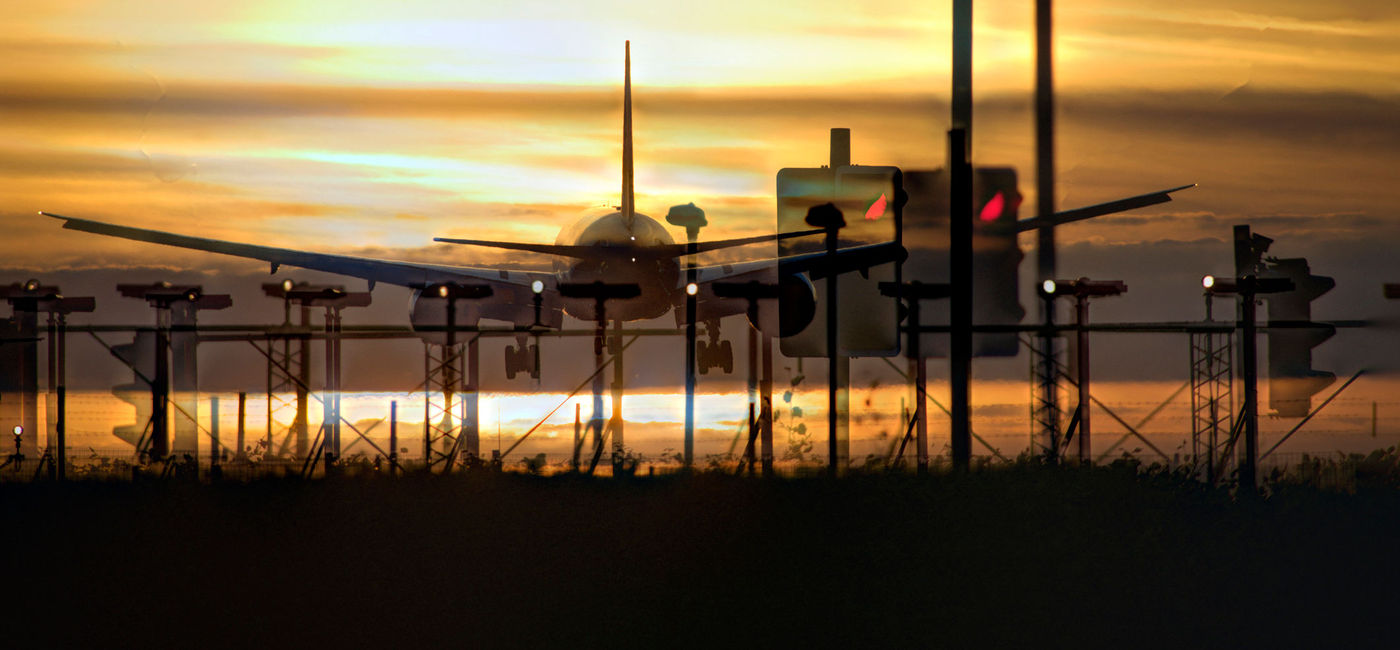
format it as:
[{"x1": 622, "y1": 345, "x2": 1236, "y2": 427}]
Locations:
[{"x1": 5, "y1": 462, "x2": 1400, "y2": 648}]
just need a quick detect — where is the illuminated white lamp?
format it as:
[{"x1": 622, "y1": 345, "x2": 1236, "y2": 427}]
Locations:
[
  {"x1": 281, "y1": 279, "x2": 293, "y2": 292},
  {"x1": 1041, "y1": 279, "x2": 1056, "y2": 295},
  {"x1": 11, "y1": 425, "x2": 21, "y2": 437},
  {"x1": 531, "y1": 280, "x2": 545, "y2": 294},
  {"x1": 437, "y1": 285, "x2": 449, "y2": 298},
  {"x1": 686, "y1": 283, "x2": 698, "y2": 296},
  {"x1": 1202, "y1": 275, "x2": 1216, "y2": 290}
]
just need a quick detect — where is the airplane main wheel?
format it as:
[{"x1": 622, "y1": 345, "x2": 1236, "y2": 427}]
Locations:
[
  {"x1": 697, "y1": 341, "x2": 710, "y2": 375},
  {"x1": 504, "y1": 347, "x2": 518, "y2": 380}
]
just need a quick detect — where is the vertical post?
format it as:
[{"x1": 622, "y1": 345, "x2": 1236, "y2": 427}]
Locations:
[
  {"x1": 55, "y1": 314, "x2": 67, "y2": 480},
  {"x1": 949, "y1": 0, "x2": 974, "y2": 471},
  {"x1": 332, "y1": 309, "x2": 342, "y2": 463},
  {"x1": 443, "y1": 297, "x2": 457, "y2": 469},
  {"x1": 949, "y1": 128, "x2": 973, "y2": 470},
  {"x1": 572, "y1": 402, "x2": 582, "y2": 471},
  {"x1": 761, "y1": 334, "x2": 774, "y2": 476},
  {"x1": 296, "y1": 306, "x2": 310, "y2": 457},
  {"x1": 1240, "y1": 284, "x2": 1258, "y2": 491},
  {"x1": 389, "y1": 400, "x2": 399, "y2": 476},
  {"x1": 423, "y1": 345, "x2": 431, "y2": 468},
  {"x1": 748, "y1": 315, "x2": 758, "y2": 449},
  {"x1": 323, "y1": 307, "x2": 336, "y2": 472},
  {"x1": 592, "y1": 305, "x2": 607, "y2": 469},
  {"x1": 611, "y1": 320, "x2": 625, "y2": 472},
  {"x1": 236, "y1": 391, "x2": 246, "y2": 461},
  {"x1": 1035, "y1": 0, "x2": 1055, "y2": 287},
  {"x1": 1076, "y1": 296, "x2": 1091, "y2": 461},
  {"x1": 46, "y1": 312, "x2": 56, "y2": 462},
  {"x1": 152, "y1": 308, "x2": 170, "y2": 462},
  {"x1": 829, "y1": 128, "x2": 852, "y2": 474},
  {"x1": 684, "y1": 236, "x2": 697, "y2": 469},
  {"x1": 746, "y1": 300, "x2": 760, "y2": 474},
  {"x1": 465, "y1": 335, "x2": 480, "y2": 463},
  {"x1": 952, "y1": 0, "x2": 973, "y2": 132},
  {"x1": 55, "y1": 385, "x2": 65, "y2": 481},
  {"x1": 824, "y1": 218, "x2": 840, "y2": 476},
  {"x1": 909, "y1": 297, "x2": 928, "y2": 473},
  {"x1": 1035, "y1": 0, "x2": 1059, "y2": 463},
  {"x1": 209, "y1": 395, "x2": 221, "y2": 479}
]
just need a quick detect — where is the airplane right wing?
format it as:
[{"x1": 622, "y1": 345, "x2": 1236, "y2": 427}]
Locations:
[
  {"x1": 39, "y1": 212, "x2": 544, "y2": 290},
  {"x1": 689, "y1": 240, "x2": 908, "y2": 286}
]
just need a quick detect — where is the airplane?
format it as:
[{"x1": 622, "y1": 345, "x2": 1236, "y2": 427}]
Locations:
[
  {"x1": 38, "y1": 42, "x2": 1191, "y2": 369},
  {"x1": 38, "y1": 42, "x2": 884, "y2": 357}
]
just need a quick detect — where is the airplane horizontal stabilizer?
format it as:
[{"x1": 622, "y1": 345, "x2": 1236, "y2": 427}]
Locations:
[{"x1": 434, "y1": 228, "x2": 825, "y2": 259}]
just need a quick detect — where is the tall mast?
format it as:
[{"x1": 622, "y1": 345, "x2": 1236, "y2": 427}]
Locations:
[{"x1": 621, "y1": 40, "x2": 635, "y2": 227}]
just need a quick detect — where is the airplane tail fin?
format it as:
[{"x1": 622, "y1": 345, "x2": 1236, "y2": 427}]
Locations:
[{"x1": 621, "y1": 40, "x2": 634, "y2": 229}]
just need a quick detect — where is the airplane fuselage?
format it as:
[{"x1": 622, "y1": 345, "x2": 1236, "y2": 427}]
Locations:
[{"x1": 552, "y1": 210, "x2": 681, "y2": 322}]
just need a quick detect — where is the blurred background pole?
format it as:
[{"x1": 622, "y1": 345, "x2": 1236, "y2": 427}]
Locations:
[
  {"x1": 236, "y1": 391, "x2": 246, "y2": 461},
  {"x1": 1075, "y1": 296, "x2": 1091, "y2": 461},
  {"x1": 1240, "y1": 283, "x2": 1259, "y2": 491},
  {"x1": 389, "y1": 400, "x2": 399, "y2": 476},
  {"x1": 1036, "y1": 0, "x2": 1060, "y2": 458},
  {"x1": 684, "y1": 239, "x2": 697, "y2": 469},
  {"x1": 949, "y1": 0, "x2": 973, "y2": 469},
  {"x1": 210, "y1": 395, "x2": 220, "y2": 478}
]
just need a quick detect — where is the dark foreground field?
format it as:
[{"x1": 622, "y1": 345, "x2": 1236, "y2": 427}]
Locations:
[{"x1": 5, "y1": 464, "x2": 1400, "y2": 648}]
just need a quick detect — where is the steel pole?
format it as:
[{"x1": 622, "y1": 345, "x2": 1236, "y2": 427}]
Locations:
[
  {"x1": 466, "y1": 335, "x2": 480, "y2": 463},
  {"x1": 684, "y1": 234, "x2": 697, "y2": 468},
  {"x1": 56, "y1": 314, "x2": 66, "y2": 480},
  {"x1": 908, "y1": 297, "x2": 928, "y2": 473},
  {"x1": 950, "y1": 0, "x2": 974, "y2": 470},
  {"x1": 1240, "y1": 286, "x2": 1259, "y2": 491},
  {"x1": 1076, "y1": 296, "x2": 1091, "y2": 461},
  {"x1": 760, "y1": 333, "x2": 774, "y2": 476},
  {"x1": 825, "y1": 225, "x2": 840, "y2": 476},
  {"x1": 237, "y1": 391, "x2": 246, "y2": 461},
  {"x1": 210, "y1": 395, "x2": 220, "y2": 476},
  {"x1": 1035, "y1": 0, "x2": 1059, "y2": 461},
  {"x1": 389, "y1": 400, "x2": 398, "y2": 476}
]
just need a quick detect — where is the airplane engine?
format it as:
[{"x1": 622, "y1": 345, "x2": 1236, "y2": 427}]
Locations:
[{"x1": 771, "y1": 273, "x2": 817, "y2": 338}]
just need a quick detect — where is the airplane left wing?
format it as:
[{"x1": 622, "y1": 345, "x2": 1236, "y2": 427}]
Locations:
[{"x1": 39, "y1": 212, "x2": 543, "y2": 290}]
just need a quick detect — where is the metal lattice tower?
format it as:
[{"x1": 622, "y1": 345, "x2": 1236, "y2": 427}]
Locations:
[
  {"x1": 1028, "y1": 334, "x2": 1069, "y2": 458},
  {"x1": 423, "y1": 341, "x2": 465, "y2": 471},
  {"x1": 262, "y1": 306, "x2": 310, "y2": 459},
  {"x1": 1190, "y1": 298, "x2": 1235, "y2": 482}
]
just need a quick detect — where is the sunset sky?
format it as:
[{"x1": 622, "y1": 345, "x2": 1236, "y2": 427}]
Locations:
[{"x1": 4, "y1": 1, "x2": 1400, "y2": 458}]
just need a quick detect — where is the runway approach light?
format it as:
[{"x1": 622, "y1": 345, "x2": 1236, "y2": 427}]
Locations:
[
  {"x1": 438, "y1": 285, "x2": 449, "y2": 298},
  {"x1": 281, "y1": 279, "x2": 294, "y2": 292},
  {"x1": 1202, "y1": 275, "x2": 1216, "y2": 290},
  {"x1": 531, "y1": 280, "x2": 544, "y2": 294},
  {"x1": 11, "y1": 426, "x2": 21, "y2": 437},
  {"x1": 686, "y1": 283, "x2": 698, "y2": 296},
  {"x1": 1042, "y1": 280, "x2": 1056, "y2": 295}
]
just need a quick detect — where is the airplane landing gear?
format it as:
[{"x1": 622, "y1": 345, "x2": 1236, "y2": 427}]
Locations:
[
  {"x1": 504, "y1": 334, "x2": 539, "y2": 380},
  {"x1": 697, "y1": 319, "x2": 734, "y2": 375}
]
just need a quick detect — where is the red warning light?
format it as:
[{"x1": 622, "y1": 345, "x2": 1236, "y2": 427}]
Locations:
[
  {"x1": 979, "y1": 192, "x2": 1004, "y2": 222},
  {"x1": 864, "y1": 193, "x2": 888, "y2": 221}
]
